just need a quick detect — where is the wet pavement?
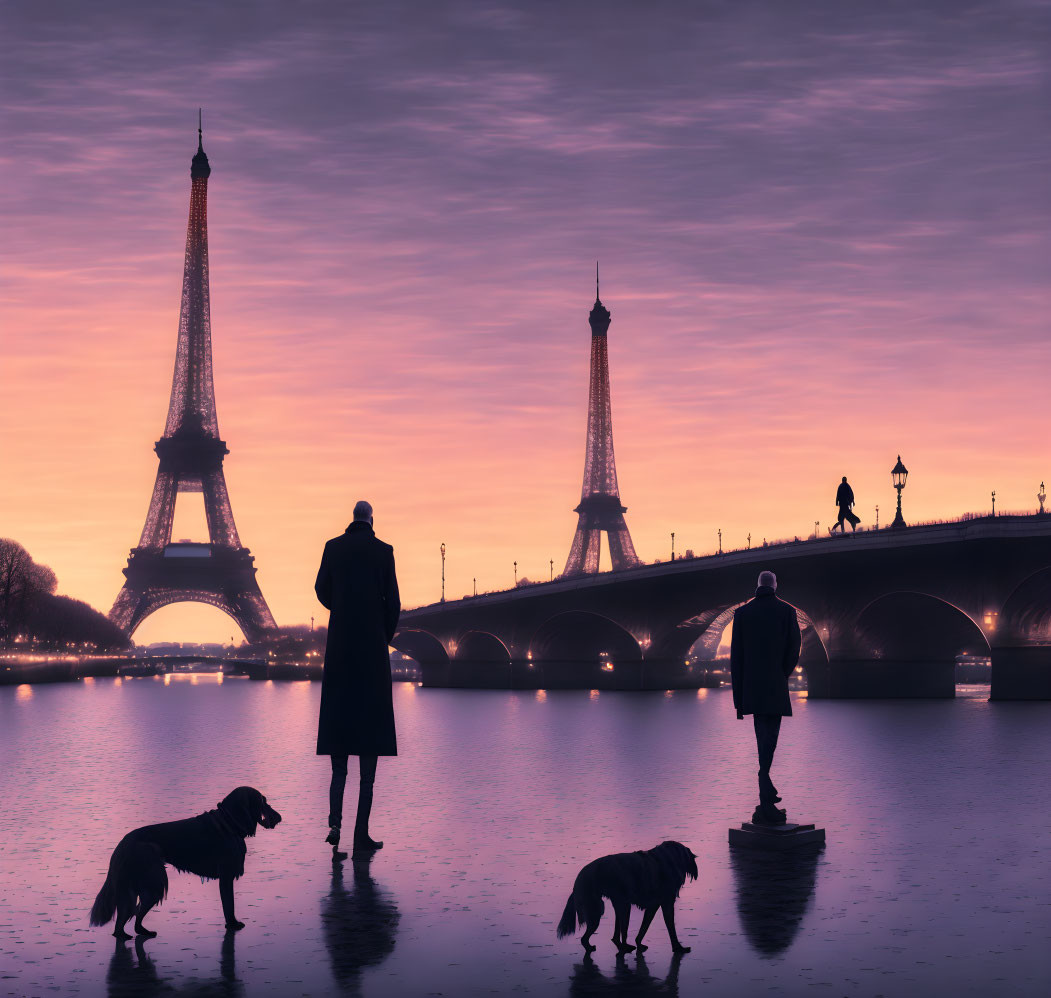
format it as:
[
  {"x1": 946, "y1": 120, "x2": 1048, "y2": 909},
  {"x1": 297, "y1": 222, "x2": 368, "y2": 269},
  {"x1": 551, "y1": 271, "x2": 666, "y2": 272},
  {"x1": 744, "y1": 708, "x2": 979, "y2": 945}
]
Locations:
[{"x1": 1, "y1": 677, "x2": 1048, "y2": 996}]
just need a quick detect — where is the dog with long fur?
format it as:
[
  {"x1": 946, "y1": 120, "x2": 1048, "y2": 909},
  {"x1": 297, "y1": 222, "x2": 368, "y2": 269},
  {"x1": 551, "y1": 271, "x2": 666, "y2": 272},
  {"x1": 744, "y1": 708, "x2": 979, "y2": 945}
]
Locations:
[
  {"x1": 557, "y1": 841, "x2": 697, "y2": 954},
  {"x1": 90, "y1": 787, "x2": 281, "y2": 939}
]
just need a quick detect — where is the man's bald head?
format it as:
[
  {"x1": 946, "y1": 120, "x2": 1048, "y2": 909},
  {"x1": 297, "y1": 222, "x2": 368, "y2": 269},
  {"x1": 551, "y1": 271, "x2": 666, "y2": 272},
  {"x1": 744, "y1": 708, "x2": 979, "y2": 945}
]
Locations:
[
  {"x1": 352, "y1": 500, "x2": 374, "y2": 524},
  {"x1": 758, "y1": 570, "x2": 777, "y2": 590}
]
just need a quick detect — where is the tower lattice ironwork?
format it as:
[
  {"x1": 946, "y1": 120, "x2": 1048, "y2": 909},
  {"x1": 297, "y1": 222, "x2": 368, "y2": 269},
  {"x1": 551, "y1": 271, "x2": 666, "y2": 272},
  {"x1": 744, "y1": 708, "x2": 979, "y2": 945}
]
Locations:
[
  {"x1": 110, "y1": 117, "x2": 277, "y2": 640},
  {"x1": 562, "y1": 269, "x2": 640, "y2": 576}
]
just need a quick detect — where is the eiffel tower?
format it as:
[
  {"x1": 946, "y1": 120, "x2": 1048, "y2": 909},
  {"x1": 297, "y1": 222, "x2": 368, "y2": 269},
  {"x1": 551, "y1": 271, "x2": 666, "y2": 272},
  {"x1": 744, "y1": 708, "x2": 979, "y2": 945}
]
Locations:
[
  {"x1": 110, "y1": 117, "x2": 277, "y2": 640},
  {"x1": 562, "y1": 267, "x2": 640, "y2": 576}
]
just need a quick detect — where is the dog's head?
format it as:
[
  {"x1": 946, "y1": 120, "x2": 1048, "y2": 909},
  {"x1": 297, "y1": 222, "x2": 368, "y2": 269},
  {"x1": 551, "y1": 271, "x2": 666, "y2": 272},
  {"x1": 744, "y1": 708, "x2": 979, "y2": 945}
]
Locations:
[
  {"x1": 652, "y1": 841, "x2": 698, "y2": 893},
  {"x1": 218, "y1": 787, "x2": 282, "y2": 837}
]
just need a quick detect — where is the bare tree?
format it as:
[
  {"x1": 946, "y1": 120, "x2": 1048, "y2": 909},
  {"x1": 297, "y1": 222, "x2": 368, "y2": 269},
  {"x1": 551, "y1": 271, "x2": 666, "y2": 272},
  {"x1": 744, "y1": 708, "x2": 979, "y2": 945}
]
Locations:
[{"x1": 0, "y1": 539, "x2": 57, "y2": 646}]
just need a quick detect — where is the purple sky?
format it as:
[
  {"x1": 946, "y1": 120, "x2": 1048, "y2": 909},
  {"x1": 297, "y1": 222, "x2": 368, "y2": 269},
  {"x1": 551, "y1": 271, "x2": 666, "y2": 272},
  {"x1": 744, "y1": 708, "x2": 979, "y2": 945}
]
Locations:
[{"x1": 2, "y1": 1, "x2": 1049, "y2": 640}]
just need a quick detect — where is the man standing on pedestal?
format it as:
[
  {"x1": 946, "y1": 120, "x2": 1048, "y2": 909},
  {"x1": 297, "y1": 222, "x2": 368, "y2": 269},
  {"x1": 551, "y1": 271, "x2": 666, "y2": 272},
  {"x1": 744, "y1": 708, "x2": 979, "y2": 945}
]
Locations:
[{"x1": 730, "y1": 570, "x2": 801, "y2": 825}]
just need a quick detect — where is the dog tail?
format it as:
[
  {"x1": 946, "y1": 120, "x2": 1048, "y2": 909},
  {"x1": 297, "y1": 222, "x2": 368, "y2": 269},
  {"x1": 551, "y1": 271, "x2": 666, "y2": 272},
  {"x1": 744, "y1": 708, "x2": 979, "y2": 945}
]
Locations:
[
  {"x1": 556, "y1": 893, "x2": 578, "y2": 938},
  {"x1": 89, "y1": 871, "x2": 117, "y2": 926}
]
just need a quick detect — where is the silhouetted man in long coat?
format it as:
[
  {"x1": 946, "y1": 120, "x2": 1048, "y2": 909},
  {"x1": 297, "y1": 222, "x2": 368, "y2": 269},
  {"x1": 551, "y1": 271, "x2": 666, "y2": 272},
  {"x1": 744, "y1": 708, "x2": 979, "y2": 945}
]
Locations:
[
  {"x1": 315, "y1": 500, "x2": 400, "y2": 856},
  {"x1": 730, "y1": 570, "x2": 801, "y2": 824}
]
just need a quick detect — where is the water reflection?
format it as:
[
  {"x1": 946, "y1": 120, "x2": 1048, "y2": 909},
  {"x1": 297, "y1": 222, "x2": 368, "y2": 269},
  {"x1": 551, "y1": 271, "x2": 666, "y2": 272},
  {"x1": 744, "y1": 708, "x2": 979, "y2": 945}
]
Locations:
[
  {"x1": 569, "y1": 951, "x2": 683, "y2": 996},
  {"x1": 106, "y1": 931, "x2": 242, "y2": 997},
  {"x1": 729, "y1": 844, "x2": 822, "y2": 956},
  {"x1": 321, "y1": 855, "x2": 400, "y2": 995}
]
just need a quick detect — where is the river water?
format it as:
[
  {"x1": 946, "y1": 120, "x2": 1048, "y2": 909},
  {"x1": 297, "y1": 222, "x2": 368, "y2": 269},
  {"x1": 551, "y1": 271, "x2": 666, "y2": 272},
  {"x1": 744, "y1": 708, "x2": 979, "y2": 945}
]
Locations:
[{"x1": 1, "y1": 677, "x2": 1048, "y2": 997}]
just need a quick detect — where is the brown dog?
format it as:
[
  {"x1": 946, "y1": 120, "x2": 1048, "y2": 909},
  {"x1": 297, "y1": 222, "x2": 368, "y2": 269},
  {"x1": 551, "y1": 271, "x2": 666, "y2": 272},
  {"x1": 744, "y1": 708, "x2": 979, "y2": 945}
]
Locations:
[
  {"x1": 89, "y1": 787, "x2": 281, "y2": 938},
  {"x1": 557, "y1": 841, "x2": 697, "y2": 953}
]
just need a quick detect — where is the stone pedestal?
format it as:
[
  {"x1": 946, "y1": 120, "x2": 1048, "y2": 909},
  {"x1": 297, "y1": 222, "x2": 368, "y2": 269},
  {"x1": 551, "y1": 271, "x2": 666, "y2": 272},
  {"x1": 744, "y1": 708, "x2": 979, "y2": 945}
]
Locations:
[{"x1": 728, "y1": 821, "x2": 825, "y2": 851}]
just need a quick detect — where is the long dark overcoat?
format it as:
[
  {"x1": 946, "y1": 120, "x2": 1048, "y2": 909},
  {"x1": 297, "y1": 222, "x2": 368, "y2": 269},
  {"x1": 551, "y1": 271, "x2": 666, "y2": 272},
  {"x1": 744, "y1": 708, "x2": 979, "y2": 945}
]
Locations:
[
  {"x1": 315, "y1": 522, "x2": 401, "y2": 756},
  {"x1": 730, "y1": 586, "x2": 801, "y2": 717}
]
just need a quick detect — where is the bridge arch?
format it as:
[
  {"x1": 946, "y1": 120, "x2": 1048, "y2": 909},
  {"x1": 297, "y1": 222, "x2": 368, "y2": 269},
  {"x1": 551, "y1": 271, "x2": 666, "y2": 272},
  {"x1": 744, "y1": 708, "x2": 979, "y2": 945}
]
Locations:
[
  {"x1": 391, "y1": 629, "x2": 450, "y2": 670},
  {"x1": 653, "y1": 600, "x2": 828, "y2": 689},
  {"x1": 998, "y1": 568, "x2": 1051, "y2": 640},
  {"x1": 853, "y1": 591, "x2": 990, "y2": 662},
  {"x1": 455, "y1": 630, "x2": 512, "y2": 667},
  {"x1": 529, "y1": 611, "x2": 643, "y2": 688},
  {"x1": 809, "y1": 590, "x2": 993, "y2": 698}
]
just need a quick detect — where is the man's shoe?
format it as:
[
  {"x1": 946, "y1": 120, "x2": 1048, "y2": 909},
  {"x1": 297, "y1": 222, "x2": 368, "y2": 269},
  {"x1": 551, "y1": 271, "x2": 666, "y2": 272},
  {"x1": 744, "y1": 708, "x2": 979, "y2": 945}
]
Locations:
[
  {"x1": 353, "y1": 834, "x2": 383, "y2": 852},
  {"x1": 325, "y1": 826, "x2": 341, "y2": 847},
  {"x1": 759, "y1": 776, "x2": 782, "y2": 804}
]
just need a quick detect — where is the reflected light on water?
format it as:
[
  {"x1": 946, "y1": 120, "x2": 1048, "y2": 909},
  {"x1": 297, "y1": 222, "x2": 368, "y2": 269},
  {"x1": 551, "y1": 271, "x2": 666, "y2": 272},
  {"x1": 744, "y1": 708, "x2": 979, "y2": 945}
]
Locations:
[
  {"x1": 15, "y1": 683, "x2": 32, "y2": 701},
  {"x1": 589, "y1": 689, "x2": 599, "y2": 699},
  {"x1": 696, "y1": 687, "x2": 709, "y2": 699},
  {"x1": 535, "y1": 690, "x2": 547, "y2": 702},
  {"x1": 163, "y1": 673, "x2": 171, "y2": 686},
  {"x1": 82, "y1": 676, "x2": 94, "y2": 686}
]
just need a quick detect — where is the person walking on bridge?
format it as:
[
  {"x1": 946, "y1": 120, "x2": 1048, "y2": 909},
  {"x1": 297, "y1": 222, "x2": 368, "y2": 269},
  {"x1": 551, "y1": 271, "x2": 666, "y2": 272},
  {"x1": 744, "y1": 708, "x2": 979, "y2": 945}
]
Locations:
[
  {"x1": 730, "y1": 570, "x2": 801, "y2": 825},
  {"x1": 315, "y1": 500, "x2": 401, "y2": 858},
  {"x1": 830, "y1": 476, "x2": 860, "y2": 534}
]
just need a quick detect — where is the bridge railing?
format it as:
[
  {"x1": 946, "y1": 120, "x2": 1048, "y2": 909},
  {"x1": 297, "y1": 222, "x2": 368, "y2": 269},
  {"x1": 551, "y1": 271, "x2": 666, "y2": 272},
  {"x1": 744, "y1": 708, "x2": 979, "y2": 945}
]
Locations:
[{"x1": 406, "y1": 510, "x2": 1047, "y2": 609}]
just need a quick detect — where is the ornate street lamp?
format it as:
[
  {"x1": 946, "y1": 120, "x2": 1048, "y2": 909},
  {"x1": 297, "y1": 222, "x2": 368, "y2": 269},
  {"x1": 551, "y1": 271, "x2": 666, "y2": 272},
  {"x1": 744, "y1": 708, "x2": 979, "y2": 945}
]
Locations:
[
  {"x1": 717, "y1": 528, "x2": 722, "y2": 554},
  {"x1": 671, "y1": 532, "x2": 675, "y2": 562},
  {"x1": 1039, "y1": 482, "x2": 1046, "y2": 515},
  {"x1": 549, "y1": 558, "x2": 554, "y2": 581},
  {"x1": 891, "y1": 455, "x2": 908, "y2": 528},
  {"x1": 440, "y1": 543, "x2": 446, "y2": 602},
  {"x1": 514, "y1": 560, "x2": 518, "y2": 586},
  {"x1": 991, "y1": 490, "x2": 996, "y2": 517},
  {"x1": 875, "y1": 505, "x2": 879, "y2": 530}
]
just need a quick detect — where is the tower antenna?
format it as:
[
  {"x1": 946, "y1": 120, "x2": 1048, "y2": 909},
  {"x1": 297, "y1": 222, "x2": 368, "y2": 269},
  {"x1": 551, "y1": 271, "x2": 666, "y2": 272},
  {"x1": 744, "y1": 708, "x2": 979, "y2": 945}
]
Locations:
[
  {"x1": 596, "y1": 261, "x2": 600, "y2": 301},
  {"x1": 198, "y1": 108, "x2": 202, "y2": 148}
]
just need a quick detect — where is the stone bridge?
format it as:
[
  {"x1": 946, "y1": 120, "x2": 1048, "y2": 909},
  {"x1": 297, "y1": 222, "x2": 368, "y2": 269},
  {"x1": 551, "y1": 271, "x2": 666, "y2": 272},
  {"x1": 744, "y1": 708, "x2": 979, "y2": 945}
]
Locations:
[{"x1": 394, "y1": 515, "x2": 1051, "y2": 699}]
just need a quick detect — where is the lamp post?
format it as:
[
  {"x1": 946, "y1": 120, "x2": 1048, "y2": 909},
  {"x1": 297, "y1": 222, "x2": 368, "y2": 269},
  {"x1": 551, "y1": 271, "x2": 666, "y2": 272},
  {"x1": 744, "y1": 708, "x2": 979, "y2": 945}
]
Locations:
[
  {"x1": 891, "y1": 455, "x2": 908, "y2": 528},
  {"x1": 875, "y1": 505, "x2": 879, "y2": 530},
  {"x1": 440, "y1": 543, "x2": 446, "y2": 602},
  {"x1": 473, "y1": 577, "x2": 477, "y2": 597},
  {"x1": 671, "y1": 532, "x2": 675, "y2": 562},
  {"x1": 717, "y1": 529, "x2": 722, "y2": 554},
  {"x1": 549, "y1": 559, "x2": 554, "y2": 581},
  {"x1": 991, "y1": 490, "x2": 996, "y2": 517},
  {"x1": 814, "y1": 520, "x2": 819, "y2": 539},
  {"x1": 514, "y1": 560, "x2": 518, "y2": 586},
  {"x1": 747, "y1": 533, "x2": 751, "y2": 549},
  {"x1": 1039, "y1": 482, "x2": 1046, "y2": 515}
]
